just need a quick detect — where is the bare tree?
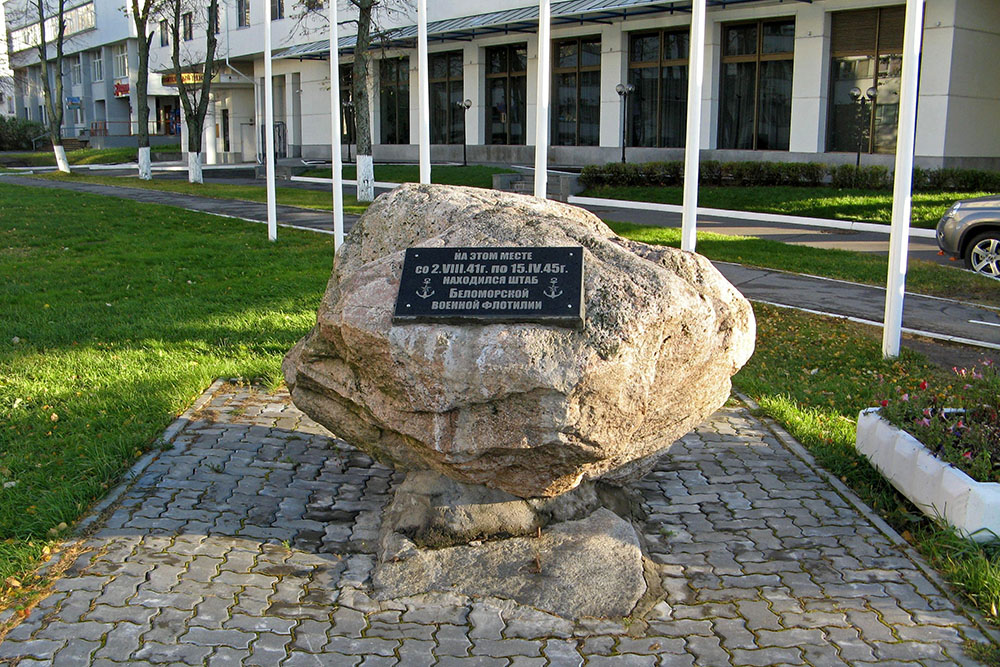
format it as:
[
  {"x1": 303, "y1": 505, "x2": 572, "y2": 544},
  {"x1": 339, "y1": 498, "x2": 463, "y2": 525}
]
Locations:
[
  {"x1": 293, "y1": 0, "x2": 409, "y2": 202},
  {"x1": 166, "y1": 0, "x2": 219, "y2": 183},
  {"x1": 33, "y1": 0, "x2": 70, "y2": 172},
  {"x1": 131, "y1": 0, "x2": 163, "y2": 179}
]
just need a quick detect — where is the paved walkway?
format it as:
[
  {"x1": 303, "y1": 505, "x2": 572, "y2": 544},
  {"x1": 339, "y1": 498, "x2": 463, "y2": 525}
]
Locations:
[
  {"x1": 0, "y1": 382, "x2": 992, "y2": 665},
  {"x1": 3, "y1": 174, "x2": 998, "y2": 354}
]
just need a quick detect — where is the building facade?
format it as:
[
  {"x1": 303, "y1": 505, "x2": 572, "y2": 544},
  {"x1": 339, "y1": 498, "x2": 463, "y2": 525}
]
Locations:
[{"x1": 6, "y1": 0, "x2": 1000, "y2": 168}]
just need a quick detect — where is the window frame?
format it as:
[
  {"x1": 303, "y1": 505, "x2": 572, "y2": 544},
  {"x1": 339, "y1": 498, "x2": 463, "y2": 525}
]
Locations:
[
  {"x1": 70, "y1": 55, "x2": 82, "y2": 85},
  {"x1": 627, "y1": 28, "x2": 689, "y2": 148},
  {"x1": 112, "y1": 43, "x2": 129, "y2": 79},
  {"x1": 91, "y1": 50, "x2": 103, "y2": 81},
  {"x1": 379, "y1": 57, "x2": 410, "y2": 145},
  {"x1": 271, "y1": 0, "x2": 284, "y2": 20},
  {"x1": 159, "y1": 19, "x2": 169, "y2": 47},
  {"x1": 718, "y1": 17, "x2": 795, "y2": 151},
  {"x1": 237, "y1": 0, "x2": 250, "y2": 28},
  {"x1": 182, "y1": 12, "x2": 193, "y2": 41},
  {"x1": 826, "y1": 5, "x2": 906, "y2": 154},
  {"x1": 484, "y1": 43, "x2": 528, "y2": 145},
  {"x1": 429, "y1": 50, "x2": 464, "y2": 144},
  {"x1": 551, "y1": 35, "x2": 601, "y2": 147}
]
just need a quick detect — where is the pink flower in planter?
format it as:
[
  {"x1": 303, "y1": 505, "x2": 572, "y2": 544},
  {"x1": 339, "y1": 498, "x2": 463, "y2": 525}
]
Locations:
[
  {"x1": 963, "y1": 451, "x2": 973, "y2": 460},
  {"x1": 901, "y1": 394, "x2": 909, "y2": 402},
  {"x1": 916, "y1": 417, "x2": 932, "y2": 428}
]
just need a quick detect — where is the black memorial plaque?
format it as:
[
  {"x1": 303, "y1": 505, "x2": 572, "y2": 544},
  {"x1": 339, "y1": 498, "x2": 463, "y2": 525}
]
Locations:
[{"x1": 393, "y1": 246, "x2": 584, "y2": 327}]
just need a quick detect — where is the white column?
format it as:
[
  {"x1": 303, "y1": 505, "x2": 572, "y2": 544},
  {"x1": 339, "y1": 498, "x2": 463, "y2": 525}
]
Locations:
[
  {"x1": 263, "y1": 0, "x2": 278, "y2": 242},
  {"x1": 599, "y1": 25, "x2": 625, "y2": 148},
  {"x1": 882, "y1": 0, "x2": 925, "y2": 358},
  {"x1": 417, "y1": 0, "x2": 430, "y2": 183},
  {"x1": 533, "y1": 0, "x2": 551, "y2": 198},
  {"x1": 329, "y1": 0, "x2": 344, "y2": 249},
  {"x1": 463, "y1": 44, "x2": 484, "y2": 145},
  {"x1": 203, "y1": 99, "x2": 217, "y2": 165},
  {"x1": 681, "y1": 0, "x2": 706, "y2": 253}
]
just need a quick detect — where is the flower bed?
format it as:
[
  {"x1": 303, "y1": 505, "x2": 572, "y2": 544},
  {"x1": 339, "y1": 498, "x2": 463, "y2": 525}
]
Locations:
[{"x1": 855, "y1": 362, "x2": 1000, "y2": 541}]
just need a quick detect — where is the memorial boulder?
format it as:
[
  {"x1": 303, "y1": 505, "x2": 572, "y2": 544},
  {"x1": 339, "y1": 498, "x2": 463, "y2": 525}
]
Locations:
[{"x1": 284, "y1": 183, "x2": 754, "y2": 499}]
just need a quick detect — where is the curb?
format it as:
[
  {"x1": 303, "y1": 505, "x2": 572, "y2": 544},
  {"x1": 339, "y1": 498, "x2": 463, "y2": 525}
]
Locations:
[
  {"x1": 0, "y1": 379, "x2": 227, "y2": 628},
  {"x1": 737, "y1": 391, "x2": 1000, "y2": 646}
]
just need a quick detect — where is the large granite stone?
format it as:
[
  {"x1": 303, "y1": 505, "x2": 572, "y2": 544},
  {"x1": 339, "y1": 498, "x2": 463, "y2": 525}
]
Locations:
[{"x1": 284, "y1": 184, "x2": 754, "y2": 498}]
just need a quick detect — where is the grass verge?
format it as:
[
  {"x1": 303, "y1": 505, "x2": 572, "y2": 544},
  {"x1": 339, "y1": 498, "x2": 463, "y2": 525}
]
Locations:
[
  {"x1": 0, "y1": 182, "x2": 331, "y2": 609},
  {"x1": 299, "y1": 164, "x2": 515, "y2": 188},
  {"x1": 734, "y1": 303, "x2": 1000, "y2": 625},
  {"x1": 583, "y1": 184, "x2": 995, "y2": 229},
  {"x1": 33, "y1": 172, "x2": 370, "y2": 215},
  {"x1": 0, "y1": 145, "x2": 180, "y2": 167},
  {"x1": 609, "y1": 222, "x2": 1000, "y2": 309}
]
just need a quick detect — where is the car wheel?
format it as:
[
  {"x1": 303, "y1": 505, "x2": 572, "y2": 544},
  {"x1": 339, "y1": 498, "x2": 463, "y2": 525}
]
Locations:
[{"x1": 965, "y1": 232, "x2": 1000, "y2": 278}]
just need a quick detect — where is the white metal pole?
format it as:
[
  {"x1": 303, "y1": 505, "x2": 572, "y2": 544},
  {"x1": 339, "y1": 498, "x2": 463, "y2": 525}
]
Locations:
[
  {"x1": 329, "y1": 0, "x2": 344, "y2": 249},
  {"x1": 533, "y1": 0, "x2": 551, "y2": 198},
  {"x1": 263, "y1": 0, "x2": 278, "y2": 242},
  {"x1": 680, "y1": 0, "x2": 706, "y2": 253},
  {"x1": 417, "y1": 0, "x2": 430, "y2": 184},
  {"x1": 882, "y1": 0, "x2": 924, "y2": 358}
]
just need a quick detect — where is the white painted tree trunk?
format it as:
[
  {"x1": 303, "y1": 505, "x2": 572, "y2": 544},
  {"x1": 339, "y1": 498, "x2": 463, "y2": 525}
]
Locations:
[
  {"x1": 138, "y1": 147, "x2": 152, "y2": 180},
  {"x1": 53, "y1": 145, "x2": 70, "y2": 174},
  {"x1": 188, "y1": 152, "x2": 203, "y2": 184},
  {"x1": 357, "y1": 154, "x2": 374, "y2": 202}
]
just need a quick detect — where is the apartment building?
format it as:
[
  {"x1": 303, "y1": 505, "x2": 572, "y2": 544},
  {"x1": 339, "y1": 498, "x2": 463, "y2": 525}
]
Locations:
[{"x1": 6, "y1": 0, "x2": 1000, "y2": 168}]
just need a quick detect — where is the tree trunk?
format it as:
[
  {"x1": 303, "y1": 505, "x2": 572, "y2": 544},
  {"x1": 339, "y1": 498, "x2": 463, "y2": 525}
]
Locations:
[
  {"x1": 133, "y1": 0, "x2": 154, "y2": 180},
  {"x1": 353, "y1": 0, "x2": 374, "y2": 202},
  {"x1": 36, "y1": 0, "x2": 69, "y2": 173},
  {"x1": 171, "y1": 0, "x2": 219, "y2": 184}
]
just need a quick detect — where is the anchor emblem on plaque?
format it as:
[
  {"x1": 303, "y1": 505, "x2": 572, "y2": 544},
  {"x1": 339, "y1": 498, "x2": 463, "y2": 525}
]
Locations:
[
  {"x1": 416, "y1": 278, "x2": 435, "y2": 299},
  {"x1": 544, "y1": 277, "x2": 563, "y2": 299}
]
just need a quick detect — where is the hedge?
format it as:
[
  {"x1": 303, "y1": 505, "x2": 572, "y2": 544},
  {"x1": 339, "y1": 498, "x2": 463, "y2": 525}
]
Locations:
[
  {"x1": 579, "y1": 160, "x2": 1000, "y2": 192},
  {"x1": 0, "y1": 117, "x2": 45, "y2": 151}
]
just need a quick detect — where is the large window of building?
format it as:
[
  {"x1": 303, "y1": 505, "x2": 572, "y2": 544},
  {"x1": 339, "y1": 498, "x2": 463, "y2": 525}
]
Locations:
[
  {"x1": 271, "y1": 0, "x2": 284, "y2": 20},
  {"x1": 91, "y1": 50, "x2": 103, "y2": 81},
  {"x1": 182, "y1": 12, "x2": 193, "y2": 41},
  {"x1": 237, "y1": 0, "x2": 251, "y2": 27},
  {"x1": 486, "y1": 44, "x2": 527, "y2": 145},
  {"x1": 112, "y1": 43, "x2": 129, "y2": 79},
  {"x1": 430, "y1": 51, "x2": 464, "y2": 144},
  {"x1": 339, "y1": 64, "x2": 354, "y2": 144},
  {"x1": 627, "y1": 29, "x2": 688, "y2": 148},
  {"x1": 159, "y1": 19, "x2": 169, "y2": 47},
  {"x1": 552, "y1": 36, "x2": 600, "y2": 146},
  {"x1": 70, "y1": 55, "x2": 82, "y2": 85},
  {"x1": 718, "y1": 19, "x2": 794, "y2": 151},
  {"x1": 827, "y1": 6, "x2": 904, "y2": 154},
  {"x1": 379, "y1": 57, "x2": 409, "y2": 145}
]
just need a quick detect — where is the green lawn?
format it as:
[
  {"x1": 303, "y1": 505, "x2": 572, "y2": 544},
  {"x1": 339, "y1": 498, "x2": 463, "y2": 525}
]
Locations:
[
  {"x1": 0, "y1": 183, "x2": 332, "y2": 605},
  {"x1": 0, "y1": 145, "x2": 180, "y2": 167},
  {"x1": 609, "y1": 222, "x2": 1000, "y2": 308},
  {"x1": 35, "y1": 172, "x2": 370, "y2": 215},
  {"x1": 3, "y1": 182, "x2": 1000, "y2": 626},
  {"x1": 582, "y1": 184, "x2": 994, "y2": 229},
  {"x1": 299, "y1": 164, "x2": 515, "y2": 189}
]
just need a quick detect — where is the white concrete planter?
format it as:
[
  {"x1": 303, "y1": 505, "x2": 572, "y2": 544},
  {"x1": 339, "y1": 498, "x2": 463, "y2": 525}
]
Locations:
[{"x1": 856, "y1": 408, "x2": 1000, "y2": 542}]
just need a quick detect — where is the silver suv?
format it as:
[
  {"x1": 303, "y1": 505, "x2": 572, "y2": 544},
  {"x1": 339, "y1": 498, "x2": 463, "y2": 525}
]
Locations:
[{"x1": 936, "y1": 196, "x2": 1000, "y2": 278}]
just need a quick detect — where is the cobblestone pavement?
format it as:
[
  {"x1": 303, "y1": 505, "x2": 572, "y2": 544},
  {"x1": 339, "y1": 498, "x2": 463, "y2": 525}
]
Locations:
[{"x1": 0, "y1": 383, "x2": 992, "y2": 666}]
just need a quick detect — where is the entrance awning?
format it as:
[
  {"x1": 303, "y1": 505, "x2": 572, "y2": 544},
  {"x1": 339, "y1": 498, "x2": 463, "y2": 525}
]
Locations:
[{"x1": 276, "y1": 0, "x2": 809, "y2": 59}]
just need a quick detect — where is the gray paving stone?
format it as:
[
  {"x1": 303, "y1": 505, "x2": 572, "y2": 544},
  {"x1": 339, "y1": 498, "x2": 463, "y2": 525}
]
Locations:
[{"x1": 0, "y1": 387, "x2": 986, "y2": 667}]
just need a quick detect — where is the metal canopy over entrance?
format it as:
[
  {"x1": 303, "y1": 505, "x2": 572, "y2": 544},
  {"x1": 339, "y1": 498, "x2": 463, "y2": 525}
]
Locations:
[{"x1": 275, "y1": 0, "x2": 811, "y2": 60}]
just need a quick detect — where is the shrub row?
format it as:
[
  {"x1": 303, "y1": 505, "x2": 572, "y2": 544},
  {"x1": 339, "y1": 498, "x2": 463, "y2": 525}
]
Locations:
[
  {"x1": 0, "y1": 116, "x2": 45, "y2": 151},
  {"x1": 580, "y1": 160, "x2": 1000, "y2": 192}
]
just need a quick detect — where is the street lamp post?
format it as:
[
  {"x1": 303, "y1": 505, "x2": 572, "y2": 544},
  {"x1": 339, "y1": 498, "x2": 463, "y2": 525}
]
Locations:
[
  {"x1": 615, "y1": 83, "x2": 634, "y2": 164},
  {"x1": 457, "y1": 98, "x2": 472, "y2": 167},
  {"x1": 850, "y1": 85, "x2": 878, "y2": 171}
]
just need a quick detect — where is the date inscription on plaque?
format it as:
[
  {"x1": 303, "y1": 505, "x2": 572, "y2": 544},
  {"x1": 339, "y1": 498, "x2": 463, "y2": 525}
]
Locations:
[{"x1": 393, "y1": 247, "x2": 584, "y2": 327}]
